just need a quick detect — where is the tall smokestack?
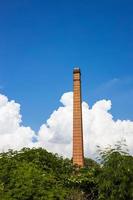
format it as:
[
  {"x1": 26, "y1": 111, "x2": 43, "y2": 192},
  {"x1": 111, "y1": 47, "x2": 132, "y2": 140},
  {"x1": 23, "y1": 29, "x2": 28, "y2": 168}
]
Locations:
[{"x1": 73, "y1": 68, "x2": 84, "y2": 167}]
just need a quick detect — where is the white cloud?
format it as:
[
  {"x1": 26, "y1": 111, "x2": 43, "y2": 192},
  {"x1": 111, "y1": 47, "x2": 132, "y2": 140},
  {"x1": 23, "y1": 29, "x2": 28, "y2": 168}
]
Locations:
[
  {"x1": 38, "y1": 92, "x2": 133, "y2": 158},
  {"x1": 0, "y1": 92, "x2": 133, "y2": 158},
  {"x1": 38, "y1": 92, "x2": 73, "y2": 157},
  {"x1": 0, "y1": 94, "x2": 36, "y2": 151}
]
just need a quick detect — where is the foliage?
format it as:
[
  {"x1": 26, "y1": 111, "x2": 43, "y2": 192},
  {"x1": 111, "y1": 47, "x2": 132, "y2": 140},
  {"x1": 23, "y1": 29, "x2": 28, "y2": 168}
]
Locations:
[
  {"x1": 0, "y1": 148, "x2": 73, "y2": 200},
  {"x1": 0, "y1": 142, "x2": 133, "y2": 200},
  {"x1": 97, "y1": 142, "x2": 133, "y2": 200}
]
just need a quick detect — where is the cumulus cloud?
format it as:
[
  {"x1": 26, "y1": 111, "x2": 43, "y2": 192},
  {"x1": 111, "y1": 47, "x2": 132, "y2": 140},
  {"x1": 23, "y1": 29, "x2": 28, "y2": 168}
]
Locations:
[
  {"x1": 0, "y1": 94, "x2": 36, "y2": 151},
  {"x1": 38, "y1": 92, "x2": 133, "y2": 158},
  {"x1": 0, "y1": 92, "x2": 133, "y2": 158},
  {"x1": 38, "y1": 92, "x2": 73, "y2": 157}
]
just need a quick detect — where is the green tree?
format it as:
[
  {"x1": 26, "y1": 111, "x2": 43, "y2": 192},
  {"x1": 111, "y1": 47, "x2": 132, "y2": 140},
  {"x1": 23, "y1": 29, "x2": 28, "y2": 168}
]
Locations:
[
  {"x1": 0, "y1": 144, "x2": 133, "y2": 200},
  {"x1": 97, "y1": 142, "x2": 133, "y2": 200},
  {"x1": 0, "y1": 148, "x2": 73, "y2": 200}
]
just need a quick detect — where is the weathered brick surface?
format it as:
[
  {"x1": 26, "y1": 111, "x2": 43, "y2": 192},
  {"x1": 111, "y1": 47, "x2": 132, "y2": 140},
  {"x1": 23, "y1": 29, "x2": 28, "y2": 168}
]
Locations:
[{"x1": 73, "y1": 68, "x2": 84, "y2": 167}]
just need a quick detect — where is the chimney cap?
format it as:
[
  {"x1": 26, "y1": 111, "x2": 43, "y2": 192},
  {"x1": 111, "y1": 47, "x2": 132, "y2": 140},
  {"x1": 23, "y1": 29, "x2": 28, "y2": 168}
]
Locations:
[{"x1": 73, "y1": 67, "x2": 81, "y2": 74}]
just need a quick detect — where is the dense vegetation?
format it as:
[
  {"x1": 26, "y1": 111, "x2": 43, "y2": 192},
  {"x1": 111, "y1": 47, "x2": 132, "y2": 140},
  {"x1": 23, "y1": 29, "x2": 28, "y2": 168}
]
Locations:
[{"x1": 0, "y1": 143, "x2": 133, "y2": 200}]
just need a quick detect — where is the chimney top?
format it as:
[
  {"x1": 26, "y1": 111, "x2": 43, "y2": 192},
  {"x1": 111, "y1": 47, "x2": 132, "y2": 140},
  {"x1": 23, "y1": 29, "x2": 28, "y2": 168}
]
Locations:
[{"x1": 73, "y1": 67, "x2": 81, "y2": 74}]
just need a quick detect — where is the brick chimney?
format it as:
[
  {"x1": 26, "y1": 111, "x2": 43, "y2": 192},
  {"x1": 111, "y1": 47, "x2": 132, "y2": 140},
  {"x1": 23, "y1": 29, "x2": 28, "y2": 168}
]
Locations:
[{"x1": 73, "y1": 68, "x2": 84, "y2": 167}]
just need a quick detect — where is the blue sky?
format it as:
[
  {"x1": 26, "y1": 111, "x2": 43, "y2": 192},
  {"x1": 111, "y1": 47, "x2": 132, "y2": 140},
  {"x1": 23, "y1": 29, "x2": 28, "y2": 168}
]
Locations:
[{"x1": 0, "y1": 0, "x2": 133, "y2": 131}]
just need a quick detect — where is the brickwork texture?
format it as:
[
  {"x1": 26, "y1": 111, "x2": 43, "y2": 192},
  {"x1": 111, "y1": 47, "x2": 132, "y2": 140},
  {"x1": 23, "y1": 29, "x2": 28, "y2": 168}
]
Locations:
[{"x1": 73, "y1": 68, "x2": 84, "y2": 167}]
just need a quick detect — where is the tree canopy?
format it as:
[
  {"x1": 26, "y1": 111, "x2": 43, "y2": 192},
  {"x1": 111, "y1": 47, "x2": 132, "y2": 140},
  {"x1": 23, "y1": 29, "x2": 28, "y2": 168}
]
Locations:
[{"x1": 0, "y1": 143, "x2": 133, "y2": 200}]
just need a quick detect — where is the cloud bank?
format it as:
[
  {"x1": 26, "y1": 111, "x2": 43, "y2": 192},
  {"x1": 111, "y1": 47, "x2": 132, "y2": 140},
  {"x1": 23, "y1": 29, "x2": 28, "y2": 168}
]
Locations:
[
  {"x1": 0, "y1": 94, "x2": 35, "y2": 151},
  {"x1": 0, "y1": 92, "x2": 133, "y2": 158}
]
